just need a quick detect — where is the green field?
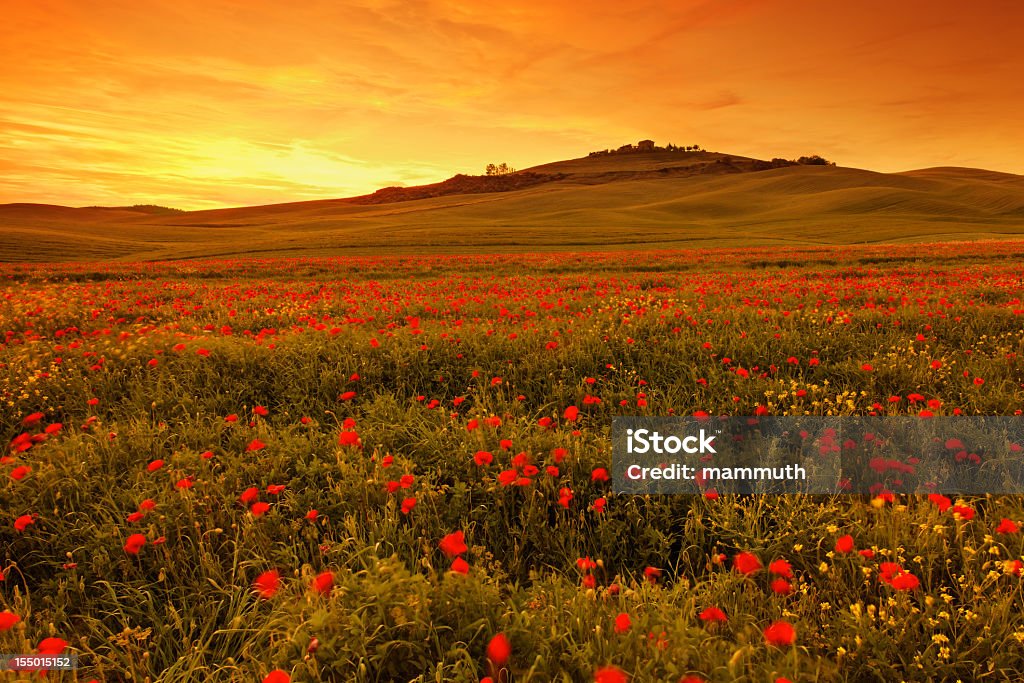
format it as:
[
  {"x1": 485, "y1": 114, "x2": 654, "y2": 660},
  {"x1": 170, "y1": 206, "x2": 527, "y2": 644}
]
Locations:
[
  {"x1": 3, "y1": 243, "x2": 1024, "y2": 681},
  {"x1": 2, "y1": 151, "x2": 1023, "y2": 262}
]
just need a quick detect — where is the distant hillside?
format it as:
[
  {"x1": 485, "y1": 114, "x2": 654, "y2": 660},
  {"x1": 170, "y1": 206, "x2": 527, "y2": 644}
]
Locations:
[
  {"x1": 348, "y1": 148, "x2": 802, "y2": 204},
  {"x1": 100, "y1": 204, "x2": 184, "y2": 215},
  {"x1": 348, "y1": 171, "x2": 567, "y2": 205},
  {"x1": 1, "y1": 148, "x2": 1023, "y2": 262}
]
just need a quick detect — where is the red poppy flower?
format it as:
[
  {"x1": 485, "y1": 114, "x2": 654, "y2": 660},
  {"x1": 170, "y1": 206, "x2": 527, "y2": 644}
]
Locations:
[
  {"x1": 563, "y1": 405, "x2": 580, "y2": 422},
  {"x1": 594, "y1": 666, "x2": 628, "y2": 683},
  {"x1": 305, "y1": 509, "x2": 319, "y2": 521},
  {"x1": 123, "y1": 534, "x2": 146, "y2": 554},
  {"x1": 835, "y1": 535, "x2": 855, "y2": 554},
  {"x1": 10, "y1": 465, "x2": 30, "y2": 481},
  {"x1": 439, "y1": 531, "x2": 468, "y2": 557},
  {"x1": 22, "y1": 412, "x2": 44, "y2": 426},
  {"x1": 614, "y1": 612, "x2": 632, "y2": 633},
  {"x1": 474, "y1": 450, "x2": 494, "y2": 466},
  {"x1": 763, "y1": 620, "x2": 796, "y2": 647},
  {"x1": 770, "y1": 578, "x2": 792, "y2": 595},
  {"x1": 253, "y1": 570, "x2": 280, "y2": 598},
  {"x1": 879, "y1": 562, "x2": 904, "y2": 583},
  {"x1": 450, "y1": 556, "x2": 470, "y2": 574},
  {"x1": 147, "y1": 459, "x2": 164, "y2": 472},
  {"x1": 253, "y1": 405, "x2": 269, "y2": 416},
  {"x1": 266, "y1": 484, "x2": 286, "y2": 495},
  {"x1": 251, "y1": 502, "x2": 270, "y2": 517},
  {"x1": 262, "y1": 669, "x2": 290, "y2": 683},
  {"x1": 997, "y1": 518, "x2": 1019, "y2": 534},
  {"x1": 240, "y1": 487, "x2": 259, "y2": 504},
  {"x1": 884, "y1": 569, "x2": 917, "y2": 589},
  {"x1": 890, "y1": 572, "x2": 920, "y2": 591},
  {"x1": 928, "y1": 493, "x2": 951, "y2": 512},
  {"x1": 768, "y1": 559, "x2": 792, "y2": 578},
  {"x1": 486, "y1": 632, "x2": 511, "y2": 667},
  {"x1": 37, "y1": 637, "x2": 67, "y2": 655},
  {"x1": 246, "y1": 439, "x2": 266, "y2": 452},
  {"x1": 699, "y1": 606, "x2": 727, "y2": 623},
  {"x1": 0, "y1": 610, "x2": 20, "y2": 631},
  {"x1": 558, "y1": 487, "x2": 574, "y2": 507},
  {"x1": 311, "y1": 571, "x2": 334, "y2": 595},
  {"x1": 14, "y1": 514, "x2": 35, "y2": 532},
  {"x1": 952, "y1": 504, "x2": 975, "y2": 520},
  {"x1": 733, "y1": 551, "x2": 762, "y2": 575},
  {"x1": 591, "y1": 467, "x2": 610, "y2": 482},
  {"x1": 338, "y1": 431, "x2": 361, "y2": 447}
]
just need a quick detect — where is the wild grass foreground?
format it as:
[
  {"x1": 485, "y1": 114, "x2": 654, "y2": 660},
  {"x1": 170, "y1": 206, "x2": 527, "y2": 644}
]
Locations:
[{"x1": 3, "y1": 242, "x2": 1024, "y2": 682}]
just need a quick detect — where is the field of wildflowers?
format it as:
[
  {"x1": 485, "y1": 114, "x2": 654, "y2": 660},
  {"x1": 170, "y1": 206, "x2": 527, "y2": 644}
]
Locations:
[{"x1": 3, "y1": 241, "x2": 1024, "y2": 682}]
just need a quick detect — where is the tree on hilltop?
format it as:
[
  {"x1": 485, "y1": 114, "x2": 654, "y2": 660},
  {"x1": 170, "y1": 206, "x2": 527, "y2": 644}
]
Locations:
[
  {"x1": 796, "y1": 155, "x2": 835, "y2": 166},
  {"x1": 485, "y1": 163, "x2": 516, "y2": 176}
]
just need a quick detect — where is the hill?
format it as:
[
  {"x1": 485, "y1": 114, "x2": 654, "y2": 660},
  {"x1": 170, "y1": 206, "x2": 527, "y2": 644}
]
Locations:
[{"x1": 2, "y1": 150, "x2": 1023, "y2": 262}]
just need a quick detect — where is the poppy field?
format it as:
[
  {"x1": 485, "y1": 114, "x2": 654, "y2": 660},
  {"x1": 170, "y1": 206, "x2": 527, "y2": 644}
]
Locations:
[{"x1": 4, "y1": 241, "x2": 1024, "y2": 682}]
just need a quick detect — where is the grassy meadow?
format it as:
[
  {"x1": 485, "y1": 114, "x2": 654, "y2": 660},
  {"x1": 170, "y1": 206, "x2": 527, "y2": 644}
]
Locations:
[
  {"x1": 3, "y1": 156, "x2": 1024, "y2": 263},
  {"x1": 3, "y1": 242, "x2": 1024, "y2": 682}
]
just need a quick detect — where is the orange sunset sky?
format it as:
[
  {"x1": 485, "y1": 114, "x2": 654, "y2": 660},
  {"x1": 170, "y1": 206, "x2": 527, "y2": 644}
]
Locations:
[{"x1": 2, "y1": 0, "x2": 1022, "y2": 209}]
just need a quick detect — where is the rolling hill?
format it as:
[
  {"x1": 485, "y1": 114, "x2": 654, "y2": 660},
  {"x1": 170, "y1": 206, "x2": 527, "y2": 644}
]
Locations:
[{"x1": 2, "y1": 149, "x2": 1024, "y2": 262}]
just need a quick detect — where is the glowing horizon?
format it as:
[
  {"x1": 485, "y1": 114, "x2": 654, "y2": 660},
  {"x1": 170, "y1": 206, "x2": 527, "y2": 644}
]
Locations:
[{"x1": 2, "y1": 0, "x2": 1022, "y2": 210}]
